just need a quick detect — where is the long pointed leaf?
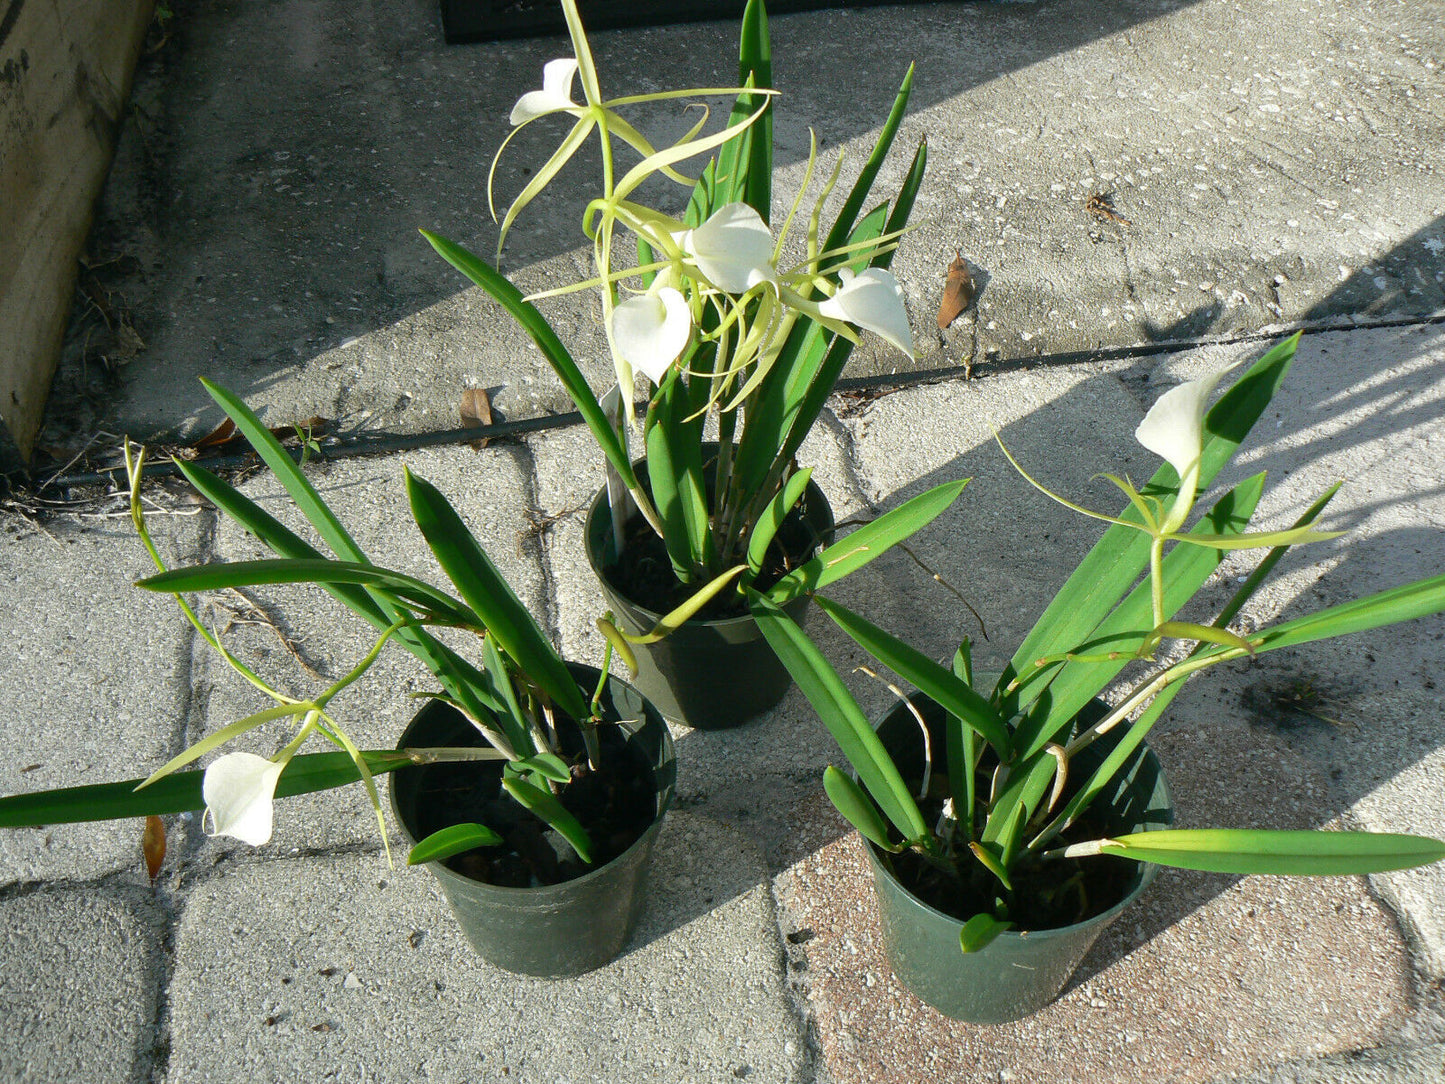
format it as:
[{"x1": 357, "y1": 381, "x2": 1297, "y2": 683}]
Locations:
[
  {"x1": 407, "y1": 823, "x2": 504, "y2": 865},
  {"x1": 406, "y1": 470, "x2": 587, "y2": 721},
  {"x1": 1079, "y1": 828, "x2": 1445, "y2": 875},
  {"x1": 0, "y1": 750, "x2": 418, "y2": 827},
  {"x1": 420, "y1": 229, "x2": 636, "y2": 490},
  {"x1": 814, "y1": 596, "x2": 1010, "y2": 755},
  {"x1": 502, "y1": 777, "x2": 593, "y2": 864},
  {"x1": 749, "y1": 592, "x2": 927, "y2": 840},
  {"x1": 823, "y1": 765, "x2": 895, "y2": 851},
  {"x1": 767, "y1": 479, "x2": 968, "y2": 603}
]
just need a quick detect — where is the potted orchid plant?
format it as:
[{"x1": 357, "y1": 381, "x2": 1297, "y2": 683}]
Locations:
[
  {"x1": 0, "y1": 381, "x2": 682, "y2": 976},
  {"x1": 750, "y1": 334, "x2": 1445, "y2": 1021},
  {"x1": 424, "y1": 0, "x2": 943, "y2": 728}
]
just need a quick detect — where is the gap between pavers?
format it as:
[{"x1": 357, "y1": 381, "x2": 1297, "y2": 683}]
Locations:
[
  {"x1": 0, "y1": 514, "x2": 205, "y2": 885},
  {"x1": 163, "y1": 811, "x2": 808, "y2": 1084},
  {"x1": 0, "y1": 884, "x2": 166, "y2": 1084}
]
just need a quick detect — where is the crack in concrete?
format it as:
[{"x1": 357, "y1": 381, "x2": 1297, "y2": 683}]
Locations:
[{"x1": 511, "y1": 439, "x2": 564, "y2": 651}]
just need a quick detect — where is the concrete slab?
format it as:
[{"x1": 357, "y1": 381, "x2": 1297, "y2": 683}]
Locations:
[
  {"x1": 164, "y1": 811, "x2": 807, "y2": 1083},
  {"x1": 0, "y1": 514, "x2": 202, "y2": 884},
  {"x1": 196, "y1": 443, "x2": 550, "y2": 855},
  {"x1": 0, "y1": 884, "x2": 165, "y2": 1084},
  {"x1": 41, "y1": 0, "x2": 1445, "y2": 457},
  {"x1": 1224, "y1": 1044, "x2": 1445, "y2": 1084}
]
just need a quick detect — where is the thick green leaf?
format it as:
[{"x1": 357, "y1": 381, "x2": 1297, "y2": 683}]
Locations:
[
  {"x1": 818, "y1": 64, "x2": 916, "y2": 267},
  {"x1": 814, "y1": 596, "x2": 1011, "y2": 756},
  {"x1": 1199, "y1": 572, "x2": 1445, "y2": 662},
  {"x1": 419, "y1": 229, "x2": 636, "y2": 491},
  {"x1": 823, "y1": 765, "x2": 895, "y2": 851},
  {"x1": 945, "y1": 645, "x2": 978, "y2": 838},
  {"x1": 767, "y1": 479, "x2": 969, "y2": 603},
  {"x1": 506, "y1": 753, "x2": 573, "y2": 785},
  {"x1": 407, "y1": 823, "x2": 504, "y2": 865},
  {"x1": 139, "y1": 557, "x2": 479, "y2": 628},
  {"x1": 406, "y1": 470, "x2": 588, "y2": 721},
  {"x1": 479, "y1": 632, "x2": 534, "y2": 756},
  {"x1": 199, "y1": 379, "x2": 365, "y2": 562},
  {"x1": 996, "y1": 334, "x2": 1300, "y2": 718},
  {"x1": 749, "y1": 592, "x2": 928, "y2": 840},
  {"x1": 746, "y1": 468, "x2": 812, "y2": 574},
  {"x1": 644, "y1": 373, "x2": 710, "y2": 577},
  {"x1": 1012, "y1": 472, "x2": 1265, "y2": 758},
  {"x1": 0, "y1": 750, "x2": 417, "y2": 827},
  {"x1": 959, "y1": 912, "x2": 1012, "y2": 953},
  {"x1": 1088, "y1": 829, "x2": 1445, "y2": 875},
  {"x1": 501, "y1": 777, "x2": 593, "y2": 864},
  {"x1": 719, "y1": 0, "x2": 772, "y2": 217}
]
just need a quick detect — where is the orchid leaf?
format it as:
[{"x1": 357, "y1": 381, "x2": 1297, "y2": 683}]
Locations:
[
  {"x1": 1070, "y1": 829, "x2": 1445, "y2": 875},
  {"x1": 749, "y1": 591, "x2": 928, "y2": 840},
  {"x1": 139, "y1": 557, "x2": 479, "y2": 627},
  {"x1": 505, "y1": 753, "x2": 573, "y2": 785},
  {"x1": 198, "y1": 379, "x2": 363, "y2": 562},
  {"x1": 0, "y1": 750, "x2": 418, "y2": 827},
  {"x1": 407, "y1": 823, "x2": 504, "y2": 865},
  {"x1": 479, "y1": 632, "x2": 534, "y2": 756},
  {"x1": 946, "y1": 644, "x2": 978, "y2": 839},
  {"x1": 767, "y1": 479, "x2": 968, "y2": 603},
  {"x1": 406, "y1": 469, "x2": 587, "y2": 721},
  {"x1": 981, "y1": 750, "x2": 1058, "y2": 864},
  {"x1": 814, "y1": 596, "x2": 1011, "y2": 755},
  {"x1": 1199, "y1": 572, "x2": 1445, "y2": 662},
  {"x1": 960, "y1": 912, "x2": 1012, "y2": 953},
  {"x1": 502, "y1": 776, "x2": 593, "y2": 864},
  {"x1": 823, "y1": 766, "x2": 896, "y2": 851},
  {"x1": 420, "y1": 230, "x2": 636, "y2": 491},
  {"x1": 746, "y1": 468, "x2": 812, "y2": 575}
]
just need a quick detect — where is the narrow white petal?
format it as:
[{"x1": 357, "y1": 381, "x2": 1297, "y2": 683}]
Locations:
[
  {"x1": 610, "y1": 287, "x2": 692, "y2": 382},
  {"x1": 683, "y1": 203, "x2": 775, "y2": 294},
  {"x1": 818, "y1": 268, "x2": 914, "y2": 359},
  {"x1": 1134, "y1": 363, "x2": 1239, "y2": 475},
  {"x1": 509, "y1": 58, "x2": 580, "y2": 125},
  {"x1": 202, "y1": 752, "x2": 285, "y2": 847}
]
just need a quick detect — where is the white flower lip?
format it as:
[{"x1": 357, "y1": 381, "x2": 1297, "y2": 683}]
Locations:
[
  {"x1": 817, "y1": 267, "x2": 914, "y2": 359},
  {"x1": 509, "y1": 58, "x2": 582, "y2": 126},
  {"x1": 682, "y1": 202, "x2": 776, "y2": 294},
  {"x1": 610, "y1": 287, "x2": 692, "y2": 382},
  {"x1": 201, "y1": 751, "x2": 286, "y2": 847},
  {"x1": 1134, "y1": 362, "x2": 1239, "y2": 476}
]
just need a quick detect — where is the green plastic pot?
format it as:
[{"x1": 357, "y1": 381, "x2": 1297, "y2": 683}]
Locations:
[
  {"x1": 584, "y1": 450, "x2": 834, "y2": 730},
  {"x1": 389, "y1": 663, "x2": 676, "y2": 977},
  {"x1": 863, "y1": 690, "x2": 1173, "y2": 1023}
]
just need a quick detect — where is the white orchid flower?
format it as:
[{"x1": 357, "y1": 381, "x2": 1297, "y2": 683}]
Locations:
[
  {"x1": 1135, "y1": 360, "x2": 1242, "y2": 530},
  {"x1": 201, "y1": 751, "x2": 286, "y2": 846},
  {"x1": 682, "y1": 202, "x2": 777, "y2": 294},
  {"x1": 610, "y1": 286, "x2": 693, "y2": 383},
  {"x1": 817, "y1": 267, "x2": 914, "y2": 359},
  {"x1": 509, "y1": 58, "x2": 584, "y2": 126}
]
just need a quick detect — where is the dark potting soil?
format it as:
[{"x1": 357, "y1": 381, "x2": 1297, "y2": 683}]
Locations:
[
  {"x1": 408, "y1": 721, "x2": 658, "y2": 888},
  {"x1": 885, "y1": 766, "x2": 1141, "y2": 933},
  {"x1": 603, "y1": 480, "x2": 828, "y2": 619}
]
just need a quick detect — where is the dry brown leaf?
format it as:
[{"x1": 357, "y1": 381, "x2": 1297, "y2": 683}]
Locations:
[
  {"x1": 142, "y1": 815, "x2": 166, "y2": 880},
  {"x1": 937, "y1": 251, "x2": 975, "y2": 329},
  {"x1": 460, "y1": 388, "x2": 494, "y2": 448}
]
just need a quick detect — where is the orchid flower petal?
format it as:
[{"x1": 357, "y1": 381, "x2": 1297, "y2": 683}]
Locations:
[
  {"x1": 201, "y1": 752, "x2": 286, "y2": 846},
  {"x1": 682, "y1": 202, "x2": 776, "y2": 294},
  {"x1": 817, "y1": 268, "x2": 914, "y2": 358},
  {"x1": 1135, "y1": 361, "x2": 1241, "y2": 477},
  {"x1": 610, "y1": 287, "x2": 692, "y2": 382},
  {"x1": 509, "y1": 58, "x2": 582, "y2": 125}
]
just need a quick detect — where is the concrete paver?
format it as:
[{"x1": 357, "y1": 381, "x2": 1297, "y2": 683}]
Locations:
[
  {"x1": 0, "y1": 886, "x2": 165, "y2": 1084},
  {"x1": 0, "y1": 516, "x2": 202, "y2": 885},
  {"x1": 164, "y1": 813, "x2": 806, "y2": 1084}
]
